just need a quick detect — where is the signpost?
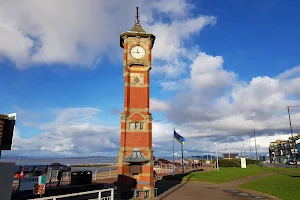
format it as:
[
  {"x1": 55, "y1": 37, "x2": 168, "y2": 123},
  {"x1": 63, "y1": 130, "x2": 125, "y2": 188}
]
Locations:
[
  {"x1": 19, "y1": 175, "x2": 46, "y2": 196},
  {"x1": 241, "y1": 158, "x2": 247, "y2": 168}
]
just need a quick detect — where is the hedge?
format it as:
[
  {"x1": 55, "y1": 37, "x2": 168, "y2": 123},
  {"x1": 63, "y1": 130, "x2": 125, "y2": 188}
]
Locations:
[{"x1": 218, "y1": 159, "x2": 241, "y2": 167}]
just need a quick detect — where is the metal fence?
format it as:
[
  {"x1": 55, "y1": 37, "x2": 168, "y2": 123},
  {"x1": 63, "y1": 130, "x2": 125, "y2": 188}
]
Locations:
[
  {"x1": 45, "y1": 169, "x2": 118, "y2": 184},
  {"x1": 12, "y1": 169, "x2": 118, "y2": 192},
  {"x1": 13, "y1": 164, "x2": 178, "y2": 192}
]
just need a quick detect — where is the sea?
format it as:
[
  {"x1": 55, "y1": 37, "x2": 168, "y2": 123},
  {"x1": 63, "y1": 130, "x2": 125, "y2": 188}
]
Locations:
[
  {"x1": 0, "y1": 156, "x2": 119, "y2": 172},
  {"x1": 0, "y1": 156, "x2": 177, "y2": 165},
  {"x1": 0, "y1": 156, "x2": 175, "y2": 172}
]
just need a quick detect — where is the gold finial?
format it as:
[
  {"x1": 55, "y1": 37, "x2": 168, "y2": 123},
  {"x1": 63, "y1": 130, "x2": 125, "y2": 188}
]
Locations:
[{"x1": 135, "y1": 6, "x2": 140, "y2": 25}]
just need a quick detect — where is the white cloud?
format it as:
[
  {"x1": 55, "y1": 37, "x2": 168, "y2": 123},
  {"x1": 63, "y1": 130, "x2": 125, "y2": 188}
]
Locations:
[
  {"x1": 149, "y1": 16, "x2": 216, "y2": 77},
  {"x1": 160, "y1": 81, "x2": 180, "y2": 91},
  {"x1": 148, "y1": 16, "x2": 216, "y2": 62},
  {"x1": 277, "y1": 65, "x2": 300, "y2": 80},
  {"x1": 276, "y1": 66, "x2": 300, "y2": 97},
  {"x1": 11, "y1": 107, "x2": 118, "y2": 155},
  {"x1": 150, "y1": 98, "x2": 169, "y2": 112},
  {"x1": 0, "y1": 0, "x2": 215, "y2": 71},
  {"x1": 0, "y1": 23, "x2": 33, "y2": 64},
  {"x1": 189, "y1": 52, "x2": 237, "y2": 89},
  {"x1": 159, "y1": 51, "x2": 237, "y2": 92},
  {"x1": 151, "y1": 0, "x2": 194, "y2": 17},
  {"x1": 21, "y1": 107, "x2": 102, "y2": 130}
]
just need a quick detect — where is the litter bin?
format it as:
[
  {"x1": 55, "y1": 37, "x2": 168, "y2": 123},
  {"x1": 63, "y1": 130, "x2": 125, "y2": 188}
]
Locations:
[
  {"x1": 71, "y1": 171, "x2": 81, "y2": 185},
  {"x1": 71, "y1": 171, "x2": 92, "y2": 185},
  {"x1": 82, "y1": 171, "x2": 92, "y2": 184}
]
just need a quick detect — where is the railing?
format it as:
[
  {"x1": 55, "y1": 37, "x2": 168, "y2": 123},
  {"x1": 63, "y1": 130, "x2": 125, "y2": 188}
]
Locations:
[
  {"x1": 12, "y1": 169, "x2": 118, "y2": 194},
  {"x1": 154, "y1": 162, "x2": 177, "y2": 174},
  {"x1": 28, "y1": 188, "x2": 114, "y2": 200}
]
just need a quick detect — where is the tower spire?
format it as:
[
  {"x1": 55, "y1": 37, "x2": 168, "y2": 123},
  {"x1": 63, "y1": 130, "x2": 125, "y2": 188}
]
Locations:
[{"x1": 135, "y1": 6, "x2": 140, "y2": 25}]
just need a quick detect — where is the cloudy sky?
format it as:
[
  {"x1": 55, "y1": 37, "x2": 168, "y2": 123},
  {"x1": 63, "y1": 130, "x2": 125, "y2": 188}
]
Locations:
[{"x1": 1, "y1": 0, "x2": 300, "y2": 158}]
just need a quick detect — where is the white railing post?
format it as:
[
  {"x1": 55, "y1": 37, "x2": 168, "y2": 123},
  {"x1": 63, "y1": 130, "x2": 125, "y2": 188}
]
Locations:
[
  {"x1": 27, "y1": 188, "x2": 115, "y2": 200},
  {"x1": 109, "y1": 169, "x2": 112, "y2": 178},
  {"x1": 111, "y1": 188, "x2": 114, "y2": 200},
  {"x1": 98, "y1": 191, "x2": 102, "y2": 200}
]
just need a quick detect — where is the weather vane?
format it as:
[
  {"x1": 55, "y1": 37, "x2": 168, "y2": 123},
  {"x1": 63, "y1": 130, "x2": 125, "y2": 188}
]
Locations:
[{"x1": 135, "y1": 6, "x2": 140, "y2": 25}]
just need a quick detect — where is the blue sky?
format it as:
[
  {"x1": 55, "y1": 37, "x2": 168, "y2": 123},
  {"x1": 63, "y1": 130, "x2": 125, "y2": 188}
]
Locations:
[{"x1": 1, "y1": 0, "x2": 300, "y2": 158}]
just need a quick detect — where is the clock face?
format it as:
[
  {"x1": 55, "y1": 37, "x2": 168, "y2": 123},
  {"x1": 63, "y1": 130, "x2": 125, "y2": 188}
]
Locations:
[{"x1": 130, "y1": 46, "x2": 146, "y2": 59}]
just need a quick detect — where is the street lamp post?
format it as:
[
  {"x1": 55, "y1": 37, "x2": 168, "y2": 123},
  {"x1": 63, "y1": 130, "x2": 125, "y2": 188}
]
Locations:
[
  {"x1": 214, "y1": 143, "x2": 219, "y2": 171},
  {"x1": 287, "y1": 105, "x2": 300, "y2": 160},
  {"x1": 240, "y1": 145, "x2": 242, "y2": 158},
  {"x1": 254, "y1": 129, "x2": 258, "y2": 160},
  {"x1": 249, "y1": 137, "x2": 252, "y2": 159}
]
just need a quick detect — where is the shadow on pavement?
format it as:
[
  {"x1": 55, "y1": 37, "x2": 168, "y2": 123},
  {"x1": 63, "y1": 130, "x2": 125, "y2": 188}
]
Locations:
[{"x1": 155, "y1": 169, "x2": 204, "y2": 198}]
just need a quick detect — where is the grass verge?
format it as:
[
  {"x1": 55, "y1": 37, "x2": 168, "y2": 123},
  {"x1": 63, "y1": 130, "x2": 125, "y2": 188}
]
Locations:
[
  {"x1": 164, "y1": 165, "x2": 268, "y2": 183},
  {"x1": 239, "y1": 167, "x2": 300, "y2": 200}
]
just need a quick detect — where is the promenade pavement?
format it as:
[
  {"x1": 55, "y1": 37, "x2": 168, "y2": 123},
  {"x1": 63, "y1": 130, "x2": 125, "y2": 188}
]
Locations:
[{"x1": 154, "y1": 172, "x2": 279, "y2": 200}]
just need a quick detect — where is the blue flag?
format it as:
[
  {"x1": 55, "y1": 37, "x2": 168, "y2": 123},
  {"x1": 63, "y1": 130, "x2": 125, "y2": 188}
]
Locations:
[{"x1": 174, "y1": 130, "x2": 186, "y2": 144}]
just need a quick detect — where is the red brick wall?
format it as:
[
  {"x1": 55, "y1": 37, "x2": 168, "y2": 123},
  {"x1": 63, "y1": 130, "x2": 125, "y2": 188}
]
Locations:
[
  {"x1": 122, "y1": 132, "x2": 152, "y2": 148},
  {"x1": 128, "y1": 87, "x2": 149, "y2": 109}
]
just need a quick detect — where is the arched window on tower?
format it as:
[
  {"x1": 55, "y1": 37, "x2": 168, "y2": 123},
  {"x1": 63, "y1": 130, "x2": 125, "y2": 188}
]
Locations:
[
  {"x1": 129, "y1": 122, "x2": 145, "y2": 130},
  {"x1": 129, "y1": 122, "x2": 134, "y2": 130},
  {"x1": 135, "y1": 122, "x2": 139, "y2": 129}
]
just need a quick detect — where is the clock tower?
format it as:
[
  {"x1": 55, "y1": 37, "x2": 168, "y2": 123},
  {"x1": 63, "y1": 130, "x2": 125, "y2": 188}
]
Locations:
[{"x1": 117, "y1": 7, "x2": 156, "y2": 198}]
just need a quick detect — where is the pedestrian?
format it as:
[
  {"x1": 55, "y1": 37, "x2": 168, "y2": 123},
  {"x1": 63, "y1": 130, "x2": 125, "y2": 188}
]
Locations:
[{"x1": 56, "y1": 168, "x2": 63, "y2": 187}]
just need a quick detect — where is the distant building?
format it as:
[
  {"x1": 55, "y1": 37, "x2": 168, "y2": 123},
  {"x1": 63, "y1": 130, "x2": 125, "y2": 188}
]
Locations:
[
  {"x1": 0, "y1": 113, "x2": 16, "y2": 157},
  {"x1": 223, "y1": 153, "x2": 239, "y2": 160},
  {"x1": 269, "y1": 134, "x2": 300, "y2": 163},
  {"x1": 289, "y1": 134, "x2": 300, "y2": 160}
]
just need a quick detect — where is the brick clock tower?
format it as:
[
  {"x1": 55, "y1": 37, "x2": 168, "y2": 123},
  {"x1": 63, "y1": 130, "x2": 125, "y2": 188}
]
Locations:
[{"x1": 117, "y1": 7, "x2": 156, "y2": 198}]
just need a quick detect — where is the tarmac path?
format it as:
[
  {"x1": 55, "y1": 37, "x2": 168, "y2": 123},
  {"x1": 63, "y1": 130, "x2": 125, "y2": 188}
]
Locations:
[{"x1": 154, "y1": 172, "x2": 279, "y2": 200}]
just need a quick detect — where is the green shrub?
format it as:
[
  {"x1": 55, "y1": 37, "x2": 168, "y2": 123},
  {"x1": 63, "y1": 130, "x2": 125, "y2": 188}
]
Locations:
[
  {"x1": 246, "y1": 159, "x2": 259, "y2": 165},
  {"x1": 218, "y1": 159, "x2": 241, "y2": 167}
]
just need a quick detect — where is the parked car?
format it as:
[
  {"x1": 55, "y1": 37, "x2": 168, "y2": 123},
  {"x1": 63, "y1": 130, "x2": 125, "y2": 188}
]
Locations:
[{"x1": 286, "y1": 159, "x2": 297, "y2": 165}]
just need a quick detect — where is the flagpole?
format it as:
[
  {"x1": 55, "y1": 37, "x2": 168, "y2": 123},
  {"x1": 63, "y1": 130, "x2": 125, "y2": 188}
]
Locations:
[
  {"x1": 172, "y1": 129, "x2": 175, "y2": 176},
  {"x1": 181, "y1": 142, "x2": 184, "y2": 175}
]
